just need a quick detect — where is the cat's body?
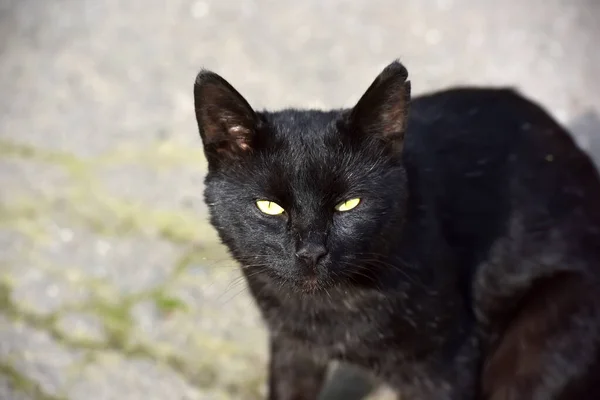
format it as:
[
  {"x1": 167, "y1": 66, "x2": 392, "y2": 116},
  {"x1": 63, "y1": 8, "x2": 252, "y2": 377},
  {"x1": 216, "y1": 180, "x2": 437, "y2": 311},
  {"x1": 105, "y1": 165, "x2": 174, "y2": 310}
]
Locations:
[{"x1": 194, "y1": 62, "x2": 600, "y2": 399}]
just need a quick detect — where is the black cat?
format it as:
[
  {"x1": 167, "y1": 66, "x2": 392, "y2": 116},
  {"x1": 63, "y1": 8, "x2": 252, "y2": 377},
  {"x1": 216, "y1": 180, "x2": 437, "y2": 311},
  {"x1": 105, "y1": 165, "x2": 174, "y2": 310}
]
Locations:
[{"x1": 193, "y1": 61, "x2": 600, "y2": 400}]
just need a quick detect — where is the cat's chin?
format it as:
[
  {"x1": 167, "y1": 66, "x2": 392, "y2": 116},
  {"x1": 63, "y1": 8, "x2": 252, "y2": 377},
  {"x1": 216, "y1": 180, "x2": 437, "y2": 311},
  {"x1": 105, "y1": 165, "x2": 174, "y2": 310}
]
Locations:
[{"x1": 297, "y1": 276, "x2": 326, "y2": 294}]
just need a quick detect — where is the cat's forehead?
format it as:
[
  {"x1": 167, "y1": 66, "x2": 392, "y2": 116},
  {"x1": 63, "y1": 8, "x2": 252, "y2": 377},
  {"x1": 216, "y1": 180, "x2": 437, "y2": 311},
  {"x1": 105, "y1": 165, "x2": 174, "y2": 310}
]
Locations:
[
  {"x1": 265, "y1": 109, "x2": 341, "y2": 144},
  {"x1": 262, "y1": 109, "x2": 350, "y2": 169},
  {"x1": 254, "y1": 109, "x2": 383, "y2": 198}
]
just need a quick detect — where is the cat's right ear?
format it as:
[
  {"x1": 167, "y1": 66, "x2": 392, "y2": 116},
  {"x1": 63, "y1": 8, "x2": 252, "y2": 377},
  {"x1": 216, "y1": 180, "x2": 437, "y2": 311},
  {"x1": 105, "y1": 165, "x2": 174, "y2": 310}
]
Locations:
[
  {"x1": 194, "y1": 70, "x2": 259, "y2": 165},
  {"x1": 347, "y1": 61, "x2": 411, "y2": 153}
]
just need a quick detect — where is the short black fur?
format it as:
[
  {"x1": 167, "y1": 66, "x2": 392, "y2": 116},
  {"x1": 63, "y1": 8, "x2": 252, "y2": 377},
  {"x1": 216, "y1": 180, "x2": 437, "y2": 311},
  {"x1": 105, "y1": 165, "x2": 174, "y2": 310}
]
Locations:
[{"x1": 194, "y1": 61, "x2": 600, "y2": 399}]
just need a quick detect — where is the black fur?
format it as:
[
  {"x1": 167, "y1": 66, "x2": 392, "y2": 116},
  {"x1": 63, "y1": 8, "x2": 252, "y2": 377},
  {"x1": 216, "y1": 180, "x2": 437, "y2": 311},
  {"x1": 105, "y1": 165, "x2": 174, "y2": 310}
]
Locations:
[{"x1": 193, "y1": 60, "x2": 600, "y2": 399}]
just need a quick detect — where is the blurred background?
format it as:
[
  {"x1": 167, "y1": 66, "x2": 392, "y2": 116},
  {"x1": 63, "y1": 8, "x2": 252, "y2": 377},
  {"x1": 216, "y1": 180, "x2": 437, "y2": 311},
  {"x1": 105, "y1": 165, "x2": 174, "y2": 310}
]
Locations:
[{"x1": 1, "y1": 0, "x2": 599, "y2": 399}]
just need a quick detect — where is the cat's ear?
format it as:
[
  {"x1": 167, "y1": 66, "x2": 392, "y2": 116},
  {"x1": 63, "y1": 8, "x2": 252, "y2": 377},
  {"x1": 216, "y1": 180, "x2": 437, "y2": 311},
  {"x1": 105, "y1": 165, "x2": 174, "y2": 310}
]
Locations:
[
  {"x1": 194, "y1": 70, "x2": 259, "y2": 164},
  {"x1": 347, "y1": 61, "x2": 411, "y2": 152}
]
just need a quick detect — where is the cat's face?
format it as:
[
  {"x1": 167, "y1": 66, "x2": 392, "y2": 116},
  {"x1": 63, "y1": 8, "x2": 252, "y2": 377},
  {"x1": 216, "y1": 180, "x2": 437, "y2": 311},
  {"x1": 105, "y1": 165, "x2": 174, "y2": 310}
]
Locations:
[{"x1": 194, "y1": 61, "x2": 412, "y2": 292}]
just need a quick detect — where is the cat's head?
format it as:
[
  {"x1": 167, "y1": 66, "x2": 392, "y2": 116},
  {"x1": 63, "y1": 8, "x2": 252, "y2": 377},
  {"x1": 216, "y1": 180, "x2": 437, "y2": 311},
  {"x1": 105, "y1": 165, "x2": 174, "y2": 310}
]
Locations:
[{"x1": 194, "y1": 61, "x2": 411, "y2": 293}]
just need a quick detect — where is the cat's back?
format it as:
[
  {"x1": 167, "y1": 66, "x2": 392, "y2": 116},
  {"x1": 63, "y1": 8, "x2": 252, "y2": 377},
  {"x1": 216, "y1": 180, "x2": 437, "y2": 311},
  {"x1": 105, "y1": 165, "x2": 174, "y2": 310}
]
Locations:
[
  {"x1": 406, "y1": 87, "x2": 582, "y2": 165},
  {"x1": 404, "y1": 87, "x2": 600, "y2": 272}
]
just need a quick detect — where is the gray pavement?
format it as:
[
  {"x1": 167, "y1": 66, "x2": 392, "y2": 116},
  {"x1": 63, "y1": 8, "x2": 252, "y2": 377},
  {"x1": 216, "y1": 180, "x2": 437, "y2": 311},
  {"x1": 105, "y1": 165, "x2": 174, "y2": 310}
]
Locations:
[{"x1": 0, "y1": 0, "x2": 599, "y2": 399}]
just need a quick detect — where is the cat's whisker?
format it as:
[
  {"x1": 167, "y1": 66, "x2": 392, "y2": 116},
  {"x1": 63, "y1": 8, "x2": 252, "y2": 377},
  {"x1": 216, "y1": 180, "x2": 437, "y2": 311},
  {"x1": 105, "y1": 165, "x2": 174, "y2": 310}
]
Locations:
[
  {"x1": 234, "y1": 267, "x2": 270, "y2": 283},
  {"x1": 197, "y1": 258, "x2": 241, "y2": 270},
  {"x1": 218, "y1": 266, "x2": 268, "y2": 298},
  {"x1": 218, "y1": 285, "x2": 251, "y2": 305},
  {"x1": 353, "y1": 251, "x2": 419, "y2": 269},
  {"x1": 336, "y1": 262, "x2": 388, "y2": 295},
  {"x1": 345, "y1": 257, "x2": 425, "y2": 288},
  {"x1": 336, "y1": 262, "x2": 377, "y2": 282}
]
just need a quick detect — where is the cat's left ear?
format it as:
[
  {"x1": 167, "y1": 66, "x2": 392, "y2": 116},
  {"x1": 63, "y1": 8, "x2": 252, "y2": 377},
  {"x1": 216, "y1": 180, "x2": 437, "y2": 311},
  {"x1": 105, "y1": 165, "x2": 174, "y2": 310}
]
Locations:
[
  {"x1": 194, "y1": 70, "x2": 259, "y2": 165},
  {"x1": 347, "y1": 60, "x2": 411, "y2": 152}
]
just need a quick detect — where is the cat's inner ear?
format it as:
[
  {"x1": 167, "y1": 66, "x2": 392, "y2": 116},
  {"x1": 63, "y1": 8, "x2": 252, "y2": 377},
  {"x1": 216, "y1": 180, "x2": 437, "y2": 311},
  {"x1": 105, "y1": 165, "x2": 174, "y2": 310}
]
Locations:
[
  {"x1": 194, "y1": 71, "x2": 258, "y2": 161},
  {"x1": 348, "y1": 60, "x2": 411, "y2": 151}
]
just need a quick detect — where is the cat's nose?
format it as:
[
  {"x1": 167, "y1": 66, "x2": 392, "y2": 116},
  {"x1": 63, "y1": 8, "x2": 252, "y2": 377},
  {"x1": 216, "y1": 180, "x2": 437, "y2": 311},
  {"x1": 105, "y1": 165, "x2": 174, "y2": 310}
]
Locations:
[{"x1": 295, "y1": 243, "x2": 328, "y2": 266}]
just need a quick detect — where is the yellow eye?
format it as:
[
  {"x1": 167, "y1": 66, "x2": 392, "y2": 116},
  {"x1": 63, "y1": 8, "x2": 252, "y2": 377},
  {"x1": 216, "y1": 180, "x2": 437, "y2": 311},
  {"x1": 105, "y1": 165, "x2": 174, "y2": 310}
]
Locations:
[
  {"x1": 256, "y1": 200, "x2": 285, "y2": 215},
  {"x1": 335, "y1": 198, "x2": 361, "y2": 212}
]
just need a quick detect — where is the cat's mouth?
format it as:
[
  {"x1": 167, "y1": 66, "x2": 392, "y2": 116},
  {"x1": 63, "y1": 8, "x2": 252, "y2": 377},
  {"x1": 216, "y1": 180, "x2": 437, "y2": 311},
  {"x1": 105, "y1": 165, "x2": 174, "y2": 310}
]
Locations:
[
  {"x1": 293, "y1": 272, "x2": 341, "y2": 294},
  {"x1": 264, "y1": 262, "x2": 338, "y2": 294}
]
